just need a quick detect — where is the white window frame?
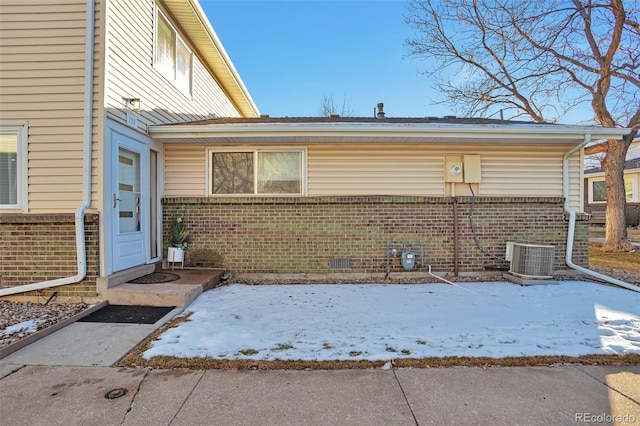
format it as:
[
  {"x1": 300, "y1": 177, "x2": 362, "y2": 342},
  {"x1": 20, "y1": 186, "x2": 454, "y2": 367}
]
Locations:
[
  {"x1": 153, "y1": 7, "x2": 193, "y2": 98},
  {"x1": 0, "y1": 121, "x2": 28, "y2": 211},
  {"x1": 206, "y1": 147, "x2": 308, "y2": 196},
  {"x1": 588, "y1": 175, "x2": 637, "y2": 203}
]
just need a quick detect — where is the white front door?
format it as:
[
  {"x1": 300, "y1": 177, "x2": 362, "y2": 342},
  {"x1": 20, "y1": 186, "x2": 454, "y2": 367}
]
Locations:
[{"x1": 111, "y1": 131, "x2": 148, "y2": 271}]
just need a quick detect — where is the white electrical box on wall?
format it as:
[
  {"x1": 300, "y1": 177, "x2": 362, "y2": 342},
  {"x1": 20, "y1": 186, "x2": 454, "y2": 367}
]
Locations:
[{"x1": 445, "y1": 161, "x2": 464, "y2": 182}]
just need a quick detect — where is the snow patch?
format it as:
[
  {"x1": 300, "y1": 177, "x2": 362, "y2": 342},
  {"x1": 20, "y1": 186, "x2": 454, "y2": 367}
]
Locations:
[{"x1": 143, "y1": 281, "x2": 640, "y2": 361}]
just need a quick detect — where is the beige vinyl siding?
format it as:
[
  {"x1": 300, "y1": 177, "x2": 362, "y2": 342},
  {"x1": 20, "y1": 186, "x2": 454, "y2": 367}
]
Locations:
[
  {"x1": 309, "y1": 145, "x2": 444, "y2": 196},
  {"x1": 104, "y1": 0, "x2": 241, "y2": 132},
  {"x1": 480, "y1": 145, "x2": 581, "y2": 209},
  {"x1": 0, "y1": 0, "x2": 101, "y2": 213},
  {"x1": 164, "y1": 144, "x2": 207, "y2": 197},
  {"x1": 568, "y1": 150, "x2": 582, "y2": 210},
  {"x1": 309, "y1": 144, "x2": 578, "y2": 202},
  {"x1": 164, "y1": 142, "x2": 583, "y2": 209},
  {"x1": 479, "y1": 147, "x2": 564, "y2": 195}
]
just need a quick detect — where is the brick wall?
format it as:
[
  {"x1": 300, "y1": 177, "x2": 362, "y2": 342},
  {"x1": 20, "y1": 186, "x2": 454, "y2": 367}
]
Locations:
[
  {"x1": 584, "y1": 202, "x2": 640, "y2": 227},
  {"x1": 0, "y1": 214, "x2": 100, "y2": 297},
  {"x1": 163, "y1": 196, "x2": 588, "y2": 275}
]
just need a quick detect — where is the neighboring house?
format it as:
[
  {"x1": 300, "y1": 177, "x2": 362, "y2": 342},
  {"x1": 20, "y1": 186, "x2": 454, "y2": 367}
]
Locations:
[
  {"x1": 627, "y1": 139, "x2": 640, "y2": 160},
  {"x1": 583, "y1": 155, "x2": 640, "y2": 227},
  {"x1": 0, "y1": 2, "x2": 632, "y2": 300},
  {"x1": 0, "y1": 0, "x2": 258, "y2": 298}
]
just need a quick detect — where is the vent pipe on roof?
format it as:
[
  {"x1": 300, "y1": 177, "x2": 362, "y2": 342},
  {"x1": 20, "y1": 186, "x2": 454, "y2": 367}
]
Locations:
[{"x1": 376, "y1": 103, "x2": 385, "y2": 119}]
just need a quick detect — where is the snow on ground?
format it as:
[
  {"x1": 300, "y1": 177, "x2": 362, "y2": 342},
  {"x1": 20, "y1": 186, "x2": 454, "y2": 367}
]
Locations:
[
  {"x1": 0, "y1": 319, "x2": 44, "y2": 346},
  {"x1": 143, "y1": 281, "x2": 640, "y2": 361}
]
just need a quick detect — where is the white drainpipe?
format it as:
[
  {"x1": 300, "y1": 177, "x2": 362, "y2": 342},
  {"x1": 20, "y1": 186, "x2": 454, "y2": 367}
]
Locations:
[
  {"x1": 0, "y1": 0, "x2": 95, "y2": 296},
  {"x1": 563, "y1": 134, "x2": 640, "y2": 292}
]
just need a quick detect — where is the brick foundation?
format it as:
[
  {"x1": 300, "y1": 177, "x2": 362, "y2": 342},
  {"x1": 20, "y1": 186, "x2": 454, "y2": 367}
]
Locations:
[
  {"x1": 0, "y1": 214, "x2": 100, "y2": 297},
  {"x1": 584, "y1": 202, "x2": 640, "y2": 227},
  {"x1": 163, "y1": 196, "x2": 588, "y2": 275}
]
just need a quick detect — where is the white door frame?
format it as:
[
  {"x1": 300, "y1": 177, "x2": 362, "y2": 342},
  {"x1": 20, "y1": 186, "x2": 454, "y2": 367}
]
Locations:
[{"x1": 103, "y1": 120, "x2": 162, "y2": 276}]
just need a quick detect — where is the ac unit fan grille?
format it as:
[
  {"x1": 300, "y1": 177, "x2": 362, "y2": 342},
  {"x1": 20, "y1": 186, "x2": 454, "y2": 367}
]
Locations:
[{"x1": 509, "y1": 243, "x2": 555, "y2": 279}]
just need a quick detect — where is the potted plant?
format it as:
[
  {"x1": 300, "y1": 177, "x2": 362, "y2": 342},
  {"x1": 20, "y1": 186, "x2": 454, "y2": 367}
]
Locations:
[{"x1": 167, "y1": 217, "x2": 192, "y2": 267}]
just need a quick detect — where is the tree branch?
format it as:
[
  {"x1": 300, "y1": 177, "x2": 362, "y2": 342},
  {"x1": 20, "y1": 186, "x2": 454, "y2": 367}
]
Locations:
[{"x1": 584, "y1": 141, "x2": 609, "y2": 155}]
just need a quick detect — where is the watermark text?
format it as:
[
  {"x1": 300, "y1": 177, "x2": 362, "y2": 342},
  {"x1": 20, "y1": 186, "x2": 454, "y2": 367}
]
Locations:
[{"x1": 576, "y1": 413, "x2": 637, "y2": 423}]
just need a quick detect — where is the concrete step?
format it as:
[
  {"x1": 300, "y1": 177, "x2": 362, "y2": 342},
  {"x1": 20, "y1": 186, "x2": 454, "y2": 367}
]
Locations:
[{"x1": 102, "y1": 269, "x2": 224, "y2": 308}]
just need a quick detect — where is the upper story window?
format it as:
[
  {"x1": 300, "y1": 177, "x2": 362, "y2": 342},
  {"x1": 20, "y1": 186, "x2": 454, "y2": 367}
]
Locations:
[
  {"x1": 0, "y1": 122, "x2": 27, "y2": 210},
  {"x1": 208, "y1": 148, "x2": 306, "y2": 196},
  {"x1": 154, "y1": 9, "x2": 192, "y2": 97}
]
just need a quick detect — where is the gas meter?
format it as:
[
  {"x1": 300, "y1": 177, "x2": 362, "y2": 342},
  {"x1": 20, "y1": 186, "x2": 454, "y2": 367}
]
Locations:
[{"x1": 401, "y1": 250, "x2": 416, "y2": 271}]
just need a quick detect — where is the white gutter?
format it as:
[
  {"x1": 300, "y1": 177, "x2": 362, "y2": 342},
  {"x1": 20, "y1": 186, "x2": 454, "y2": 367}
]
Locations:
[
  {"x1": 149, "y1": 122, "x2": 631, "y2": 142},
  {"x1": 0, "y1": 0, "x2": 95, "y2": 296},
  {"x1": 563, "y1": 134, "x2": 640, "y2": 292}
]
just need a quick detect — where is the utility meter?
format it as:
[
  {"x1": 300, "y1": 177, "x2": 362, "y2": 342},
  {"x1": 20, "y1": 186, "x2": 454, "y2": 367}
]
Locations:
[
  {"x1": 401, "y1": 250, "x2": 416, "y2": 271},
  {"x1": 445, "y1": 161, "x2": 464, "y2": 182}
]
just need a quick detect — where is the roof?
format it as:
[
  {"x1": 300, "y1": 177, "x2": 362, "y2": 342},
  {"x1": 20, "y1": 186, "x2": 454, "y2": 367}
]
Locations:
[
  {"x1": 585, "y1": 157, "x2": 640, "y2": 174},
  {"x1": 166, "y1": 116, "x2": 537, "y2": 125},
  {"x1": 149, "y1": 115, "x2": 632, "y2": 145},
  {"x1": 162, "y1": 0, "x2": 259, "y2": 117}
]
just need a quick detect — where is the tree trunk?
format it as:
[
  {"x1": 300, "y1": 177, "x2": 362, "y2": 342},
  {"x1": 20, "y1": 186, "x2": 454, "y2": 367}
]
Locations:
[{"x1": 601, "y1": 139, "x2": 633, "y2": 252}]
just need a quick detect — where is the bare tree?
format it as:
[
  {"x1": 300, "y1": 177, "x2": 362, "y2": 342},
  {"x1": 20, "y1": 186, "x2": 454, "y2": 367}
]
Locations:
[
  {"x1": 405, "y1": 0, "x2": 639, "y2": 252},
  {"x1": 319, "y1": 94, "x2": 354, "y2": 117}
]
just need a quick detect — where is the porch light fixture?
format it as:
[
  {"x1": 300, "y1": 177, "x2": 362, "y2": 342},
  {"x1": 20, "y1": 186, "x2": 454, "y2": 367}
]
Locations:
[{"x1": 122, "y1": 97, "x2": 141, "y2": 112}]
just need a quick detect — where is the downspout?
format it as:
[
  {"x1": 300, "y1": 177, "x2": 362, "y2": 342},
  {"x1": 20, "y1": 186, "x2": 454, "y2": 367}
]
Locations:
[
  {"x1": 563, "y1": 134, "x2": 640, "y2": 292},
  {"x1": 0, "y1": 0, "x2": 95, "y2": 296},
  {"x1": 453, "y1": 197, "x2": 459, "y2": 277}
]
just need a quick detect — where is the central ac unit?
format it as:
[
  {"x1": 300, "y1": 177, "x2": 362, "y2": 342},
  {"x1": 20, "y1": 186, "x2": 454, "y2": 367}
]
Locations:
[{"x1": 505, "y1": 242, "x2": 555, "y2": 279}]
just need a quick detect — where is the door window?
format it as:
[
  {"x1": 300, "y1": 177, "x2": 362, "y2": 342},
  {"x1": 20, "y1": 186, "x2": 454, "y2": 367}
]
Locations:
[{"x1": 118, "y1": 148, "x2": 141, "y2": 233}]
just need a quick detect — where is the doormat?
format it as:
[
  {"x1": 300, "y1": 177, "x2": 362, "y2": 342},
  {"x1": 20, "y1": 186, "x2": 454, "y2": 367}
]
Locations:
[
  {"x1": 78, "y1": 305, "x2": 175, "y2": 324},
  {"x1": 128, "y1": 272, "x2": 181, "y2": 284}
]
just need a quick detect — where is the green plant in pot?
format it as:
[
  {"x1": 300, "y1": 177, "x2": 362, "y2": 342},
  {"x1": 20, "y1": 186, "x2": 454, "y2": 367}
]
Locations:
[{"x1": 168, "y1": 217, "x2": 192, "y2": 267}]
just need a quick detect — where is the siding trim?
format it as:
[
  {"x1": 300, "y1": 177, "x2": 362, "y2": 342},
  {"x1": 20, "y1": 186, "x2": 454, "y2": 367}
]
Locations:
[{"x1": 0, "y1": 121, "x2": 28, "y2": 212}]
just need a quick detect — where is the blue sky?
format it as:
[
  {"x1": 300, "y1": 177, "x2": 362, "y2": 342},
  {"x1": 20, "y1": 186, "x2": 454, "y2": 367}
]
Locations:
[{"x1": 200, "y1": 0, "x2": 449, "y2": 118}]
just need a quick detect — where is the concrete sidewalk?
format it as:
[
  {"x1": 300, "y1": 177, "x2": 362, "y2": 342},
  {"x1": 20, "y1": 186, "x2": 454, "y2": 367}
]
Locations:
[
  {"x1": 1, "y1": 363, "x2": 638, "y2": 425},
  {"x1": 0, "y1": 308, "x2": 183, "y2": 367}
]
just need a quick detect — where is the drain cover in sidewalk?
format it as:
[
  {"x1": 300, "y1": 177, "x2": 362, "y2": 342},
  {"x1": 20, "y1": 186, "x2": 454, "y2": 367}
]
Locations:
[{"x1": 78, "y1": 305, "x2": 175, "y2": 324}]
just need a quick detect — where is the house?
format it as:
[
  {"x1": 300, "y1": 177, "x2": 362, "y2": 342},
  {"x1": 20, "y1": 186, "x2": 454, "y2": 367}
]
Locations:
[
  {"x1": 149, "y1": 114, "x2": 628, "y2": 278},
  {"x1": 0, "y1": 1, "x2": 631, "y2": 301},
  {"x1": 0, "y1": 0, "x2": 258, "y2": 298},
  {"x1": 628, "y1": 139, "x2": 640, "y2": 159},
  {"x1": 583, "y1": 140, "x2": 640, "y2": 227}
]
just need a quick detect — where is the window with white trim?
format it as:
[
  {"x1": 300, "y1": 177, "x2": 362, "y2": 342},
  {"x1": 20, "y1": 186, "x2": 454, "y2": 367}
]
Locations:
[
  {"x1": 589, "y1": 177, "x2": 634, "y2": 203},
  {"x1": 208, "y1": 148, "x2": 306, "y2": 195},
  {"x1": 154, "y1": 8, "x2": 192, "y2": 97},
  {"x1": 592, "y1": 180, "x2": 607, "y2": 202},
  {"x1": 0, "y1": 123, "x2": 27, "y2": 210}
]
